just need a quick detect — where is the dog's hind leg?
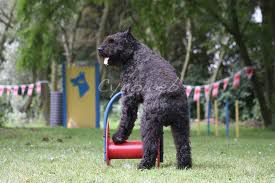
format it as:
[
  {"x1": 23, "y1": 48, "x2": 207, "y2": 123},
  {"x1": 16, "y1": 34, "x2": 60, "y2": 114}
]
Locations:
[
  {"x1": 171, "y1": 115, "x2": 192, "y2": 169},
  {"x1": 138, "y1": 109, "x2": 162, "y2": 169}
]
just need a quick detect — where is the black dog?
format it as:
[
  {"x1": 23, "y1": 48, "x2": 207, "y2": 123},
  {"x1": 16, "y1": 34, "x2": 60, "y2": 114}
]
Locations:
[{"x1": 98, "y1": 28, "x2": 191, "y2": 169}]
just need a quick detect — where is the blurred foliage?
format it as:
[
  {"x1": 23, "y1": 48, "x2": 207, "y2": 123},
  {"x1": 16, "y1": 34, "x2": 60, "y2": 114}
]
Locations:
[
  {"x1": 0, "y1": 97, "x2": 11, "y2": 126},
  {"x1": 0, "y1": 0, "x2": 274, "y2": 126},
  {"x1": 16, "y1": 0, "x2": 78, "y2": 71}
]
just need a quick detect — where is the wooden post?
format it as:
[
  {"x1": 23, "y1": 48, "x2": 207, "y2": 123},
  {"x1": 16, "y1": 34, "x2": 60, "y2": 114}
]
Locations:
[
  {"x1": 225, "y1": 99, "x2": 230, "y2": 139},
  {"x1": 207, "y1": 100, "x2": 211, "y2": 136},
  {"x1": 197, "y1": 100, "x2": 200, "y2": 135},
  {"x1": 235, "y1": 100, "x2": 239, "y2": 138},
  {"x1": 214, "y1": 100, "x2": 219, "y2": 136}
]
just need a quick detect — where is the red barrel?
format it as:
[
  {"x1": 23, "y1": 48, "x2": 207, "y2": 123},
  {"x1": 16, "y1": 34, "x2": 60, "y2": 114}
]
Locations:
[
  {"x1": 108, "y1": 140, "x2": 143, "y2": 159},
  {"x1": 105, "y1": 122, "x2": 160, "y2": 167}
]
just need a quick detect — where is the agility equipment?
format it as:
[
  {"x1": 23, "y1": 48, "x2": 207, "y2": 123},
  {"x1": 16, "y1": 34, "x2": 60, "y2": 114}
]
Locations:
[
  {"x1": 214, "y1": 100, "x2": 219, "y2": 136},
  {"x1": 62, "y1": 63, "x2": 100, "y2": 128},
  {"x1": 103, "y1": 92, "x2": 163, "y2": 167},
  {"x1": 207, "y1": 100, "x2": 211, "y2": 136}
]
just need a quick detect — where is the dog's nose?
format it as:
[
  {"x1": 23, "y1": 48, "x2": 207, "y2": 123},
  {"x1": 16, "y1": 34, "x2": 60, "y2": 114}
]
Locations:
[{"x1": 97, "y1": 47, "x2": 103, "y2": 52}]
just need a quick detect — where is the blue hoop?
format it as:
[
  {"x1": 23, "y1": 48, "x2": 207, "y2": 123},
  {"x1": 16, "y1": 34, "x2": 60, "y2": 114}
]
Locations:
[{"x1": 103, "y1": 92, "x2": 123, "y2": 161}]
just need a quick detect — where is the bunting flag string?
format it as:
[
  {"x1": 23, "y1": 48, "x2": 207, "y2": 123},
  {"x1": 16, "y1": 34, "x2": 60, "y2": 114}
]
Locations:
[
  {"x1": 6, "y1": 86, "x2": 11, "y2": 96},
  {"x1": 204, "y1": 85, "x2": 210, "y2": 99},
  {"x1": 245, "y1": 67, "x2": 253, "y2": 79},
  {"x1": 0, "y1": 81, "x2": 48, "y2": 97},
  {"x1": 223, "y1": 78, "x2": 229, "y2": 91},
  {"x1": 212, "y1": 82, "x2": 220, "y2": 98},
  {"x1": 21, "y1": 85, "x2": 27, "y2": 94},
  {"x1": 13, "y1": 86, "x2": 19, "y2": 96},
  {"x1": 27, "y1": 84, "x2": 34, "y2": 96},
  {"x1": 233, "y1": 71, "x2": 241, "y2": 89},
  {"x1": 0, "y1": 85, "x2": 4, "y2": 96},
  {"x1": 185, "y1": 85, "x2": 192, "y2": 98},
  {"x1": 184, "y1": 66, "x2": 254, "y2": 101},
  {"x1": 36, "y1": 82, "x2": 42, "y2": 94},
  {"x1": 193, "y1": 86, "x2": 201, "y2": 102}
]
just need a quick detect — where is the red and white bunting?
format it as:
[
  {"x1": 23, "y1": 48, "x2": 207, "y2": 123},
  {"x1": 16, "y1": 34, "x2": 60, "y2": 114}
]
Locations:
[
  {"x1": 185, "y1": 86, "x2": 192, "y2": 98},
  {"x1": 27, "y1": 84, "x2": 34, "y2": 96},
  {"x1": 212, "y1": 82, "x2": 220, "y2": 97},
  {"x1": 245, "y1": 66, "x2": 254, "y2": 79},
  {"x1": 0, "y1": 85, "x2": 4, "y2": 96},
  {"x1": 0, "y1": 81, "x2": 48, "y2": 97},
  {"x1": 233, "y1": 71, "x2": 241, "y2": 89},
  {"x1": 13, "y1": 86, "x2": 19, "y2": 96},
  {"x1": 204, "y1": 85, "x2": 210, "y2": 99},
  {"x1": 223, "y1": 78, "x2": 229, "y2": 91},
  {"x1": 21, "y1": 85, "x2": 26, "y2": 94},
  {"x1": 193, "y1": 86, "x2": 201, "y2": 102},
  {"x1": 36, "y1": 82, "x2": 42, "y2": 94}
]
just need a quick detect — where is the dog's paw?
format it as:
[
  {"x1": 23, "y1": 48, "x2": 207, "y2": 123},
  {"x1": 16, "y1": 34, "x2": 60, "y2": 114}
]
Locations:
[
  {"x1": 112, "y1": 132, "x2": 126, "y2": 144},
  {"x1": 138, "y1": 160, "x2": 155, "y2": 170},
  {"x1": 177, "y1": 163, "x2": 192, "y2": 170}
]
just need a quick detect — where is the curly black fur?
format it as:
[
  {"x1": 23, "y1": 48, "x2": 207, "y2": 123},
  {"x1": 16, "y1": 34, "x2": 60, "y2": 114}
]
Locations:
[{"x1": 99, "y1": 28, "x2": 192, "y2": 170}]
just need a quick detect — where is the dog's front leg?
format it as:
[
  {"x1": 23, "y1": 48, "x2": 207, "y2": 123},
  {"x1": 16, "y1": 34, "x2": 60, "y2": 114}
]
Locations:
[{"x1": 112, "y1": 95, "x2": 138, "y2": 144}]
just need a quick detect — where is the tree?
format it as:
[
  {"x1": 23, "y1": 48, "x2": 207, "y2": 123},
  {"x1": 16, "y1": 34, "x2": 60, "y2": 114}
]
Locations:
[
  {"x1": 16, "y1": 0, "x2": 80, "y2": 122},
  {"x1": 180, "y1": 18, "x2": 192, "y2": 81},
  {"x1": 0, "y1": 0, "x2": 16, "y2": 64},
  {"x1": 193, "y1": 0, "x2": 275, "y2": 128}
]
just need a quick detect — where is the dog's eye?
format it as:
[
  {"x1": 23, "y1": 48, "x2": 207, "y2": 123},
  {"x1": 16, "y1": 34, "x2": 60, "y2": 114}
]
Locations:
[{"x1": 108, "y1": 38, "x2": 114, "y2": 43}]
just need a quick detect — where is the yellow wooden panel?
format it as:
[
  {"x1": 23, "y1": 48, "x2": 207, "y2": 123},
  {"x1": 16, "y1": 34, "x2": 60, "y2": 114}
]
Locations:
[{"x1": 66, "y1": 66, "x2": 96, "y2": 128}]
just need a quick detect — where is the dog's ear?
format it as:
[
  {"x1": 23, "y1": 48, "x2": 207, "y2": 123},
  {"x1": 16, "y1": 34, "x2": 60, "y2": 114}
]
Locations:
[
  {"x1": 125, "y1": 26, "x2": 132, "y2": 34},
  {"x1": 124, "y1": 26, "x2": 136, "y2": 41}
]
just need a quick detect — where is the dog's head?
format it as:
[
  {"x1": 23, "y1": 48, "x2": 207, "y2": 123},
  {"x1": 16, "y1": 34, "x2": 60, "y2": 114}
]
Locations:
[{"x1": 98, "y1": 27, "x2": 137, "y2": 66}]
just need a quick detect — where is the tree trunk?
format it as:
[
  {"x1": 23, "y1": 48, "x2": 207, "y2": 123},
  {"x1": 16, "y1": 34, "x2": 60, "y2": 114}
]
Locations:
[
  {"x1": 260, "y1": 0, "x2": 274, "y2": 110},
  {"x1": 202, "y1": 0, "x2": 273, "y2": 127},
  {"x1": 0, "y1": 1, "x2": 15, "y2": 63},
  {"x1": 270, "y1": 0, "x2": 275, "y2": 130},
  {"x1": 51, "y1": 60, "x2": 58, "y2": 91},
  {"x1": 38, "y1": 69, "x2": 50, "y2": 125},
  {"x1": 228, "y1": 0, "x2": 271, "y2": 127},
  {"x1": 19, "y1": 69, "x2": 37, "y2": 113},
  {"x1": 61, "y1": 25, "x2": 72, "y2": 64},
  {"x1": 208, "y1": 51, "x2": 224, "y2": 100},
  {"x1": 233, "y1": 28, "x2": 271, "y2": 127},
  {"x1": 41, "y1": 83, "x2": 50, "y2": 125},
  {"x1": 96, "y1": 0, "x2": 110, "y2": 81},
  {"x1": 259, "y1": 0, "x2": 275, "y2": 128},
  {"x1": 180, "y1": 18, "x2": 192, "y2": 81},
  {"x1": 272, "y1": 1, "x2": 275, "y2": 41},
  {"x1": 272, "y1": 67, "x2": 275, "y2": 130}
]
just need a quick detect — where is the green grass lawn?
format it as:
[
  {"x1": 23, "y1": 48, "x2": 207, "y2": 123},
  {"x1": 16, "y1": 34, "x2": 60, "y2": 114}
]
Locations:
[{"x1": 0, "y1": 125, "x2": 275, "y2": 182}]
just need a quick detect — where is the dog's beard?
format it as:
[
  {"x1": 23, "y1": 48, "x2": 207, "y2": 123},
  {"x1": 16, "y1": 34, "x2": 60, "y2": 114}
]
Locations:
[{"x1": 104, "y1": 57, "x2": 109, "y2": 66}]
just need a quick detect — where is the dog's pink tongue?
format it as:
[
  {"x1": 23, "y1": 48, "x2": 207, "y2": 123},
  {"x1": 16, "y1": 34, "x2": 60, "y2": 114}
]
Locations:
[{"x1": 104, "y1": 57, "x2": 109, "y2": 65}]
